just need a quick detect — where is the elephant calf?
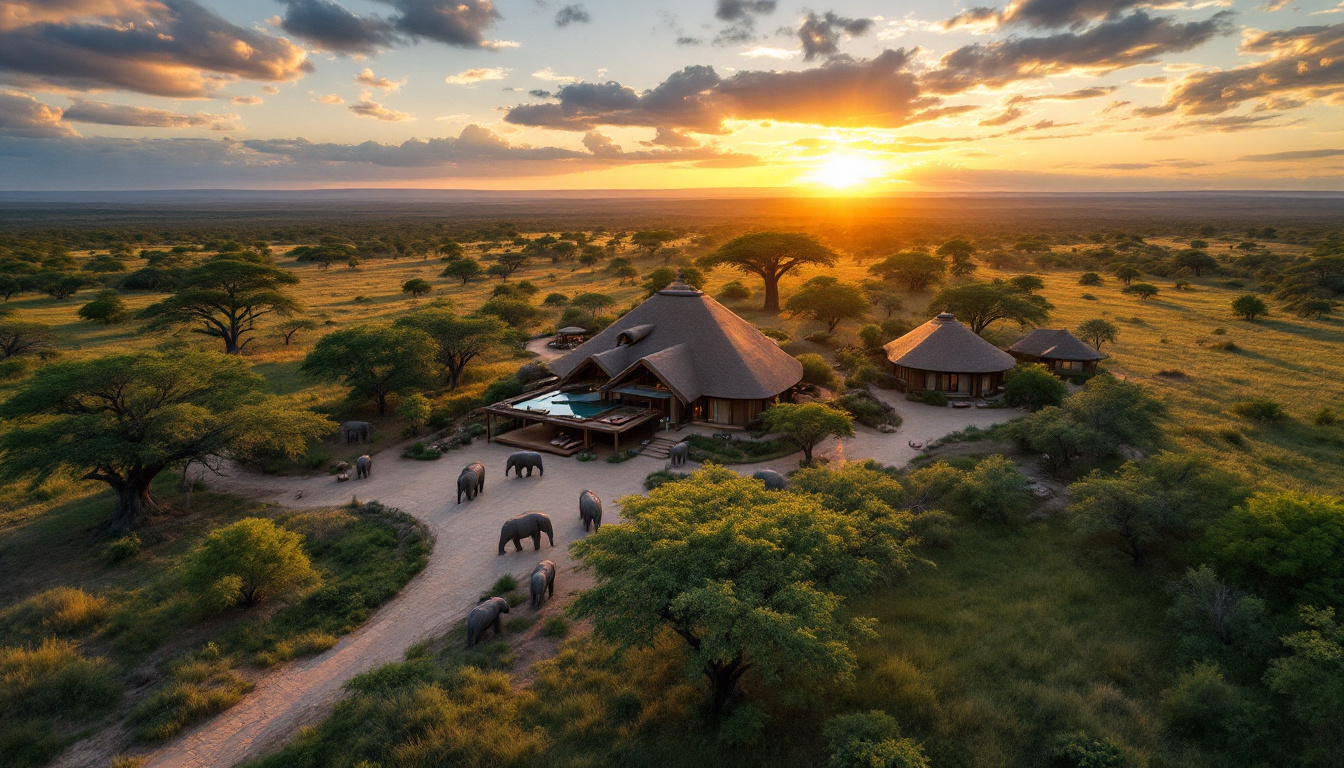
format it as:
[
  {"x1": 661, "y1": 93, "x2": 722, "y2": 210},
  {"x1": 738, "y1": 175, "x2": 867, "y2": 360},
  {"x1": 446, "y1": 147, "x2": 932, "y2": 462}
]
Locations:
[
  {"x1": 342, "y1": 420, "x2": 370, "y2": 443},
  {"x1": 457, "y1": 461, "x2": 485, "y2": 503},
  {"x1": 505, "y1": 450, "x2": 544, "y2": 478},
  {"x1": 668, "y1": 441, "x2": 690, "y2": 467},
  {"x1": 499, "y1": 512, "x2": 554, "y2": 555},
  {"x1": 579, "y1": 489, "x2": 602, "y2": 532},
  {"x1": 466, "y1": 596, "x2": 510, "y2": 648},
  {"x1": 753, "y1": 469, "x2": 788, "y2": 491},
  {"x1": 530, "y1": 560, "x2": 556, "y2": 609},
  {"x1": 356, "y1": 455, "x2": 372, "y2": 480}
]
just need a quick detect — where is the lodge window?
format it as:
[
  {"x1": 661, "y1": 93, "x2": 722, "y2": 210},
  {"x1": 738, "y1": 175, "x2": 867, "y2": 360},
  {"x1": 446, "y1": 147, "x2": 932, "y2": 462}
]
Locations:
[
  {"x1": 939, "y1": 374, "x2": 959, "y2": 392},
  {"x1": 1057, "y1": 360, "x2": 1080, "y2": 371}
]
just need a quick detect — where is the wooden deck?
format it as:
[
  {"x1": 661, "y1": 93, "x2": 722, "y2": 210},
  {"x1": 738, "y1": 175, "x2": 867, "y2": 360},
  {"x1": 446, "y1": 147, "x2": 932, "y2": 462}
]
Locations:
[{"x1": 493, "y1": 423, "x2": 586, "y2": 456}]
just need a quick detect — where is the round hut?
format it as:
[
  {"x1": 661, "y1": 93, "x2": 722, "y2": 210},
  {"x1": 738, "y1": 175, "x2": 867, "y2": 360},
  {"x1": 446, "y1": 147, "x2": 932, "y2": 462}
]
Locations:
[{"x1": 883, "y1": 312, "x2": 1016, "y2": 398}]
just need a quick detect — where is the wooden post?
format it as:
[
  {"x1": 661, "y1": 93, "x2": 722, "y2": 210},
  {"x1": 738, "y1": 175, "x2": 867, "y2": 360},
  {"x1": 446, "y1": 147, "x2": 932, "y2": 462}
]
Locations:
[
  {"x1": 614, "y1": 431, "x2": 620, "y2": 454},
  {"x1": 486, "y1": 412, "x2": 493, "y2": 442}
]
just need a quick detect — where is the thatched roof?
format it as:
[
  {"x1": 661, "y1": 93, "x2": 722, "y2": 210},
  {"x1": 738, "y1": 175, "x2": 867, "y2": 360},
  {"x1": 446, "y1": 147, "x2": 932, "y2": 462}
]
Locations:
[
  {"x1": 883, "y1": 312, "x2": 1017, "y2": 373},
  {"x1": 1009, "y1": 329, "x2": 1106, "y2": 361},
  {"x1": 550, "y1": 279, "x2": 803, "y2": 401}
]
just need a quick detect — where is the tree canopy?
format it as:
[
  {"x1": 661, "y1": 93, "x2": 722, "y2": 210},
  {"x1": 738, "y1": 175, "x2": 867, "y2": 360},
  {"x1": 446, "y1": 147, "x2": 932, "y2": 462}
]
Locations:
[
  {"x1": 301, "y1": 325, "x2": 438, "y2": 415},
  {"x1": 868, "y1": 251, "x2": 946, "y2": 292},
  {"x1": 761, "y1": 403, "x2": 855, "y2": 463},
  {"x1": 1076, "y1": 318, "x2": 1119, "y2": 351},
  {"x1": 630, "y1": 229, "x2": 677, "y2": 256},
  {"x1": 699, "y1": 232, "x2": 838, "y2": 312},
  {"x1": 926, "y1": 280, "x2": 1052, "y2": 335},
  {"x1": 0, "y1": 349, "x2": 330, "y2": 531},
  {"x1": 137, "y1": 255, "x2": 301, "y2": 353},
  {"x1": 1208, "y1": 492, "x2": 1344, "y2": 610},
  {"x1": 183, "y1": 518, "x2": 320, "y2": 609},
  {"x1": 77, "y1": 290, "x2": 130, "y2": 325},
  {"x1": 569, "y1": 465, "x2": 920, "y2": 713},
  {"x1": 440, "y1": 258, "x2": 482, "y2": 284},
  {"x1": 0, "y1": 318, "x2": 57, "y2": 360},
  {"x1": 394, "y1": 308, "x2": 508, "y2": 389},
  {"x1": 1232, "y1": 294, "x2": 1268, "y2": 321},
  {"x1": 785, "y1": 276, "x2": 869, "y2": 332}
]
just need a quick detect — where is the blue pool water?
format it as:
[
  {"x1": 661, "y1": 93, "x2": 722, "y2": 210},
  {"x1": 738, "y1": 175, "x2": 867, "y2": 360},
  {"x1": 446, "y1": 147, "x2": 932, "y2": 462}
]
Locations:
[{"x1": 511, "y1": 390, "x2": 613, "y2": 419}]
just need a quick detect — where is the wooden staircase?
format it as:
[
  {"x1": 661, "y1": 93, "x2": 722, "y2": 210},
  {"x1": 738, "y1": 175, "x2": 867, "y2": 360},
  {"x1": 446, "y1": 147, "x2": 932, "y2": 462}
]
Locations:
[{"x1": 641, "y1": 436, "x2": 680, "y2": 459}]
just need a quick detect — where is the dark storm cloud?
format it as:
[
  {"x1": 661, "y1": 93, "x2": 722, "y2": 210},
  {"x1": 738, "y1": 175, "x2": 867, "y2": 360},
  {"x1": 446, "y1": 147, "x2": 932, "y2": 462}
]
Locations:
[
  {"x1": 276, "y1": 0, "x2": 500, "y2": 52},
  {"x1": 798, "y1": 11, "x2": 875, "y2": 61},
  {"x1": 278, "y1": 0, "x2": 400, "y2": 55},
  {"x1": 923, "y1": 11, "x2": 1234, "y2": 94},
  {"x1": 555, "y1": 4, "x2": 591, "y2": 27},
  {"x1": 943, "y1": 0, "x2": 1152, "y2": 31},
  {"x1": 505, "y1": 49, "x2": 944, "y2": 133},
  {"x1": 0, "y1": 90, "x2": 76, "y2": 138},
  {"x1": 0, "y1": 0, "x2": 310, "y2": 97},
  {"x1": 63, "y1": 98, "x2": 237, "y2": 129},
  {"x1": 716, "y1": 0, "x2": 776, "y2": 21},
  {"x1": 1150, "y1": 23, "x2": 1344, "y2": 115}
]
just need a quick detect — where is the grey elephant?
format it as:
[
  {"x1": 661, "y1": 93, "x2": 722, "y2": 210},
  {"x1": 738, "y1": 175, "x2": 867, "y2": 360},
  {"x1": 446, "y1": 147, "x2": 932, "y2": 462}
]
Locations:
[
  {"x1": 466, "y1": 596, "x2": 510, "y2": 648},
  {"x1": 668, "y1": 441, "x2": 690, "y2": 467},
  {"x1": 530, "y1": 560, "x2": 556, "y2": 609},
  {"x1": 753, "y1": 469, "x2": 788, "y2": 491},
  {"x1": 457, "y1": 462, "x2": 485, "y2": 503},
  {"x1": 499, "y1": 512, "x2": 554, "y2": 555},
  {"x1": 505, "y1": 451, "x2": 544, "y2": 478},
  {"x1": 579, "y1": 489, "x2": 602, "y2": 532},
  {"x1": 342, "y1": 421, "x2": 370, "y2": 443},
  {"x1": 356, "y1": 455, "x2": 372, "y2": 479}
]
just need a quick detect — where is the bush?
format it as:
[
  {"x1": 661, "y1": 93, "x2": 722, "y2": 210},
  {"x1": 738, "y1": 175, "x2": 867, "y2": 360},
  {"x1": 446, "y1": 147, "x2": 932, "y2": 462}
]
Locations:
[
  {"x1": 1210, "y1": 341, "x2": 1240, "y2": 352},
  {"x1": 1314, "y1": 408, "x2": 1338, "y2": 426},
  {"x1": 482, "y1": 574, "x2": 518, "y2": 600},
  {"x1": 130, "y1": 647, "x2": 252, "y2": 742},
  {"x1": 718, "y1": 280, "x2": 752, "y2": 301},
  {"x1": 401, "y1": 442, "x2": 442, "y2": 461},
  {"x1": 805, "y1": 330, "x2": 834, "y2": 345},
  {"x1": 797, "y1": 353, "x2": 840, "y2": 389},
  {"x1": 1, "y1": 588, "x2": 110, "y2": 639},
  {"x1": 757, "y1": 326, "x2": 790, "y2": 341},
  {"x1": 574, "y1": 450, "x2": 596, "y2": 462},
  {"x1": 1160, "y1": 663, "x2": 1261, "y2": 748},
  {"x1": 1207, "y1": 492, "x2": 1344, "y2": 609},
  {"x1": 0, "y1": 639, "x2": 121, "y2": 720},
  {"x1": 1050, "y1": 732, "x2": 1129, "y2": 767},
  {"x1": 77, "y1": 290, "x2": 130, "y2": 324},
  {"x1": 835, "y1": 391, "x2": 898, "y2": 429},
  {"x1": 482, "y1": 375, "x2": 524, "y2": 403},
  {"x1": 1231, "y1": 294, "x2": 1268, "y2": 321},
  {"x1": 1078, "y1": 272, "x2": 1103, "y2": 286},
  {"x1": 946, "y1": 455, "x2": 1034, "y2": 524},
  {"x1": 1081, "y1": 293, "x2": 1097, "y2": 300},
  {"x1": 605, "y1": 449, "x2": 641, "y2": 463},
  {"x1": 825, "y1": 711, "x2": 930, "y2": 768},
  {"x1": 717, "y1": 702, "x2": 768, "y2": 747},
  {"x1": 857, "y1": 325, "x2": 885, "y2": 351},
  {"x1": 919, "y1": 390, "x2": 947, "y2": 407},
  {"x1": 100, "y1": 533, "x2": 142, "y2": 565},
  {"x1": 541, "y1": 617, "x2": 569, "y2": 638},
  {"x1": 644, "y1": 470, "x2": 689, "y2": 490},
  {"x1": 1230, "y1": 398, "x2": 1287, "y2": 422},
  {"x1": 182, "y1": 518, "x2": 320, "y2": 609},
  {"x1": 1004, "y1": 363, "x2": 1067, "y2": 411}
]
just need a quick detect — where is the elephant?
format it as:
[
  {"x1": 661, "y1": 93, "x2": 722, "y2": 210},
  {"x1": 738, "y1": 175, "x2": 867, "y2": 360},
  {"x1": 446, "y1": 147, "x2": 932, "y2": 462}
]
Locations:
[
  {"x1": 505, "y1": 451, "x2": 544, "y2": 478},
  {"x1": 753, "y1": 469, "x2": 788, "y2": 491},
  {"x1": 530, "y1": 560, "x2": 556, "y2": 609},
  {"x1": 668, "y1": 441, "x2": 690, "y2": 467},
  {"x1": 342, "y1": 421, "x2": 371, "y2": 443},
  {"x1": 457, "y1": 462, "x2": 485, "y2": 503},
  {"x1": 499, "y1": 512, "x2": 554, "y2": 555},
  {"x1": 579, "y1": 489, "x2": 602, "y2": 532},
  {"x1": 356, "y1": 455, "x2": 372, "y2": 480},
  {"x1": 466, "y1": 596, "x2": 510, "y2": 648}
]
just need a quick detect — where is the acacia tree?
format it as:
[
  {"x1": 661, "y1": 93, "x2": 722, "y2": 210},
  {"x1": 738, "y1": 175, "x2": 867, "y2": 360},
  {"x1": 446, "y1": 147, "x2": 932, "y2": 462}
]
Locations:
[
  {"x1": 761, "y1": 403, "x2": 855, "y2": 464},
  {"x1": 137, "y1": 256, "x2": 301, "y2": 353},
  {"x1": 1232, "y1": 294, "x2": 1268, "y2": 321},
  {"x1": 926, "y1": 281, "x2": 1052, "y2": 335},
  {"x1": 1114, "y1": 264, "x2": 1142, "y2": 286},
  {"x1": 1076, "y1": 318, "x2": 1119, "y2": 351},
  {"x1": 0, "y1": 318, "x2": 57, "y2": 359},
  {"x1": 868, "y1": 251, "x2": 947, "y2": 292},
  {"x1": 699, "y1": 232, "x2": 838, "y2": 312},
  {"x1": 785, "y1": 276, "x2": 869, "y2": 332},
  {"x1": 0, "y1": 349, "x2": 330, "y2": 532},
  {"x1": 401, "y1": 278, "x2": 432, "y2": 300},
  {"x1": 394, "y1": 308, "x2": 508, "y2": 389},
  {"x1": 441, "y1": 258, "x2": 482, "y2": 284},
  {"x1": 183, "y1": 518, "x2": 319, "y2": 608},
  {"x1": 301, "y1": 325, "x2": 437, "y2": 415},
  {"x1": 570, "y1": 466, "x2": 918, "y2": 714},
  {"x1": 278, "y1": 317, "x2": 319, "y2": 346},
  {"x1": 631, "y1": 229, "x2": 677, "y2": 256},
  {"x1": 861, "y1": 280, "x2": 904, "y2": 317}
]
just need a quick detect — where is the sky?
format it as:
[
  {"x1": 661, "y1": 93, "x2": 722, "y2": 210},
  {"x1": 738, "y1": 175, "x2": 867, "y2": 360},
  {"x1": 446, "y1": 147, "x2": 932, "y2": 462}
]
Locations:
[{"x1": 0, "y1": 0, "x2": 1341, "y2": 192}]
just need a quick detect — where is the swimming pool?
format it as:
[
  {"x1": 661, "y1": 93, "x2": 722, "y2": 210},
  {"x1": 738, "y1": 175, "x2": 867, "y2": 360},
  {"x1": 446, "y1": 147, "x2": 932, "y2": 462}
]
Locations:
[{"x1": 510, "y1": 390, "x2": 615, "y2": 419}]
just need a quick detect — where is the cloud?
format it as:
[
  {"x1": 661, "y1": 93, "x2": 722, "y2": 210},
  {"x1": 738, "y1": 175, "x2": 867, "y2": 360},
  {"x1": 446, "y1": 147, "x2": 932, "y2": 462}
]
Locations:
[
  {"x1": 1239, "y1": 148, "x2": 1344, "y2": 161},
  {"x1": 276, "y1": 0, "x2": 500, "y2": 53},
  {"x1": 533, "y1": 67, "x2": 579, "y2": 83},
  {"x1": 740, "y1": 46, "x2": 797, "y2": 59},
  {"x1": 798, "y1": 11, "x2": 875, "y2": 60},
  {"x1": 1150, "y1": 22, "x2": 1344, "y2": 115},
  {"x1": 445, "y1": 67, "x2": 507, "y2": 85},
  {"x1": 349, "y1": 97, "x2": 413, "y2": 121},
  {"x1": 641, "y1": 127, "x2": 700, "y2": 147},
  {"x1": 355, "y1": 68, "x2": 403, "y2": 92},
  {"x1": 506, "y1": 49, "x2": 947, "y2": 133},
  {"x1": 232, "y1": 96, "x2": 264, "y2": 106},
  {"x1": 0, "y1": 0, "x2": 311, "y2": 97},
  {"x1": 716, "y1": 0, "x2": 776, "y2": 21},
  {"x1": 277, "y1": 0, "x2": 399, "y2": 55},
  {"x1": 943, "y1": 0, "x2": 1158, "y2": 31},
  {"x1": 314, "y1": 92, "x2": 345, "y2": 104},
  {"x1": 0, "y1": 89, "x2": 77, "y2": 137},
  {"x1": 63, "y1": 98, "x2": 237, "y2": 129},
  {"x1": 923, "y1": 11, "x2": 1234, "y2": 94},
  {"x1": 555, "y1": 4, "x2": 590, "y2": 27},
  {"x1": 980, "y1": 106, "x2": 1025, "y2": 126}
]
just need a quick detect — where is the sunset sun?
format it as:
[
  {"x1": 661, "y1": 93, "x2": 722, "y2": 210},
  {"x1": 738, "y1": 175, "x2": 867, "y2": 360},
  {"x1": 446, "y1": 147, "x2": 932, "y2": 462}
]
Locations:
[{"x1": 801, "y1": 152, "x2": 886, "y2": 190}]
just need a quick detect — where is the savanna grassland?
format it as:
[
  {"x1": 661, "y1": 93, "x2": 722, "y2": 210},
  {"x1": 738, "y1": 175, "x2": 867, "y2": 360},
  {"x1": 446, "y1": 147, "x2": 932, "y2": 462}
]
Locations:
[{"x1": 3, "y1": 193, "x2": 1344, "y2": 768}]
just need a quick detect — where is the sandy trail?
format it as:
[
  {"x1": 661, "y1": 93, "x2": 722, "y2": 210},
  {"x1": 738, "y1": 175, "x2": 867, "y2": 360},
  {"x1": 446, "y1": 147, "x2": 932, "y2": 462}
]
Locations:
[{"x1": 110, "y1": 395, "x2": 1018, "y2": 768}]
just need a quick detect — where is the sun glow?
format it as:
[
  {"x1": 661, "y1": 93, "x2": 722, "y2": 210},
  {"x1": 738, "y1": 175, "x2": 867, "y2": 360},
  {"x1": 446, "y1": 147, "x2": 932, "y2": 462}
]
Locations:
[{"x1": 798, "y1": 152, "x2": 887, "y2": 191}]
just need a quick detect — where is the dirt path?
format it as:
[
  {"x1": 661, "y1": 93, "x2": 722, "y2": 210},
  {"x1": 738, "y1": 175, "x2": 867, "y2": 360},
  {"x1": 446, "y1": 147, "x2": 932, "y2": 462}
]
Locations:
[{"x1": 87, "y1": 397, "x2": 1018, "y2": 768}]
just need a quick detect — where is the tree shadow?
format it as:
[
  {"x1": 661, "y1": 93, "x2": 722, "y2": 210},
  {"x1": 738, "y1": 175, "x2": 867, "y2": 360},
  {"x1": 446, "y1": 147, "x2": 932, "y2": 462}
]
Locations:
[{"x1": 1256, "y1": 318, "x2": 1344, "y2": 344}]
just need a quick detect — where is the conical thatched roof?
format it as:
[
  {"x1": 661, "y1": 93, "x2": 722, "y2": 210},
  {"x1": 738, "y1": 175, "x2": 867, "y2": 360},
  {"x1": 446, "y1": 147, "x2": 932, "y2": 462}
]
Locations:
[
  {"x1": 549, "y1": 279, "x2": 803, "y2": 401},
  {"x1": 1008, "y1": 329, "x2": 1107, "y2": 361},
  {"x1": 883, "y1": 312, "x2": 1016, "y2": 373}
]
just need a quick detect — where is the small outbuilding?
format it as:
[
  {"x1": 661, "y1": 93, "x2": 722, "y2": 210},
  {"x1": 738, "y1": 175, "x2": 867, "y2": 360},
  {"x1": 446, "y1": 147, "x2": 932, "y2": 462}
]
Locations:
[
  {"x1": 883, "y1": 312, "x2": 1017, "y2": 398},
  {"x1": 1008, "y1": 329, "x2": 1107, "y2": 375}
]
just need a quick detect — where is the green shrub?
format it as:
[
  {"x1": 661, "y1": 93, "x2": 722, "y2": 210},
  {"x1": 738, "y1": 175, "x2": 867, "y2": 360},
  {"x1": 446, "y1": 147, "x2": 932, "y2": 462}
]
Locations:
[
  {"x1": 0, "y1": 639, "x2": 121, "y2": 720},
  {"x1": 541, "y1": 617, "x2": 569, "y2": 638},
  {"x1": 718, "y1": 281, "x2": 752, "y2": 301},
  {"x1": 482, "y1": 574, "x2": 518, "y2": 600},
  {"x1": 947, "y1": 455, "x2": 1034, "y2": 524},
  {"x1": 805, "y1": 330, "x2": 834, "y2": 345},
  {"x1": 575, "y1": 450, "x2": 596, "y2": 462},
  {"x1": 644, "y1": 470, "x2": 689, "y2": 490},
  {"x1": 1078, "y1": 272, "x2": 1103, "y2": 286},
  {"x1": 835, "y1": 392, "x2": 891, "y2": 428},
  {"x1": 401, "y1": 442, "x2": 442, "y2": 461},
  {"x1": 717, "y1": 702, "x2": 767, "y2": 746},
  {"x1": 1315, "y1": 408, "x2": 1339, "y2": 426},
  {"x1": 757, "y1": 326, "x2": 790, "y2": 341},
  {"x1": 130, "y1": 647, "x2": 252, "y2": 742},
  {"x1": 920, "y1": 390, "x2": 947, "y2": 407},
  {"x1": 1210, "y1": 340, "x2": 1240, "y2": 352},
  {"x1": 1, "y1": 587, "x2": 110, "y2": 639},
  {"x1": 1161, "y1": 663, "x2": 1262, "y2": 749},
  {"x1": 1207, "y1": 492, "x2": 1344, "y2": 609},
  {"x1": 482, "y1": 375, "x2": 524, "y2": 403},
  {"x1": 796, "y1": 353, "x2": 840, "y2": 389},
  {"x1": 880, "y1": 317, "x2": 910, "y2": 338},
  {"x1": 825, "y1": 711, "x2": 930, "y2": 768},
  {"x1": 1050, "y1": 732, "x2": 1129, "y2": 767},
  {"x1": 605, "y1": 449, "x2": 640, "y2": 463},
  {"x1": 1004, "y1": 363, "x2": 1067, "y2": 411},
  {"x1": 1230, "y1": 398, "x2": 1287, "y2": 422},
  {"x1": 183, "y1": 518, "x2": 320, "y2": 610},
  {"x1": 1219, "y1": 428, "x2": 1245, "y2": 446},
  {"x1": 858, "y1": 324, "x2": 885, "y2": 351}
]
